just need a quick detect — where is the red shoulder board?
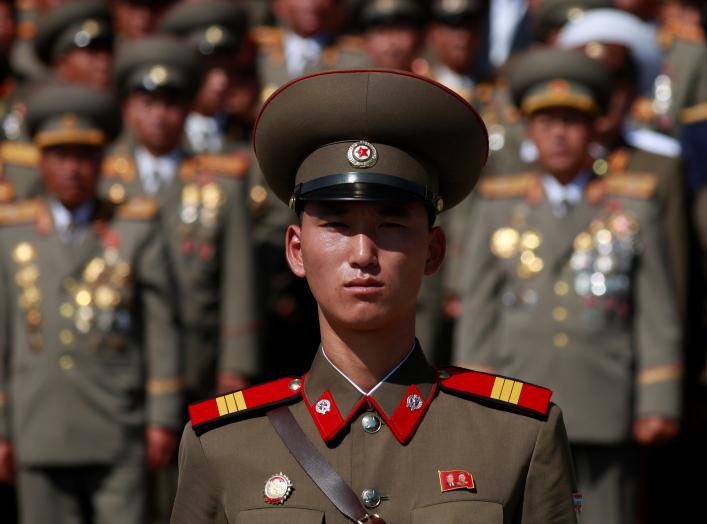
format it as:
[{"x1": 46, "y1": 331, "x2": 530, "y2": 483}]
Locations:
[
  {"x1": 438, "y1": 366, "x2": 552, "y2": 417},
  {"x1": 189, "y1": 376, "x2": 302, "y2": 432}
]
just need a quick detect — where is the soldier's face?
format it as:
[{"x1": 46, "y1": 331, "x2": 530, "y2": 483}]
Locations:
[
  {"x1": 427, "y1": 22, "x2": 480, "y2": 73},
  {"x1": 273, "y1": 0, "x2": 336, "y2": 37},
  {"x1": 612, "y1": 0, "x2": 660, "y2": 19},
  {"x1": 54, "y1": 45, "x2": 113, "y2": 90},
  {"x1": 286, "y1": 200, "x2": 445, "y2": 331},
  {"x1": 124, "y1": 91, "x2": 191, "y2": 156},
  {"x1": 40, "y1": 144, "x2": 102, "y2": 210},
  {"x1": 365, "y1": 26, "x2": 421, "y2": 71},
  {"x1": 528, "y1": 108, "x2": 593, "y2": 183}
]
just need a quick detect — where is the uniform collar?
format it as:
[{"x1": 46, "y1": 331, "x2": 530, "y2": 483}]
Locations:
[{"x1": 302, "y1": 343, "x2": 438, "y2": 445}]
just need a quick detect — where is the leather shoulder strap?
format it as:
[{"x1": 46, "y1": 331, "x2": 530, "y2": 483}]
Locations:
[{"x1": 267, "y1": 406, "x2": 385, "y2": 524}]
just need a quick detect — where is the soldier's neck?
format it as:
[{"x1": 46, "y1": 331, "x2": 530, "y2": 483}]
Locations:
[{"x1": 318, "y1": 310, "x2": 416, "y2": 393}]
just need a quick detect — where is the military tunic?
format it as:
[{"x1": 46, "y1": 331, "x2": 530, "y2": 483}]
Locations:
[
  {"x1": 100, "y1": 140, "x2": 259, "y2": 396},
  {"x1": 172, "y1": 345, "x2": 579, "y2": 524}
]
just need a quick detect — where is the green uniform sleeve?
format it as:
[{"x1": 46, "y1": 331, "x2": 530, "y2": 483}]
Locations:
[
  {"x1": 219, "y1": 178, "x2": 260, "y2": 377},
  {"x1": 139, "y1": 217, "x2": 183, "y2": 430},
  {"x1": 171, "y1": 424, "x2": 220, "y2": 523},
  {"x1": 633, "y1": 197, "x2": 683, "y2": 420},
  {"x1": 522, "y1": 404, "x2": 579, "y2": 524}
]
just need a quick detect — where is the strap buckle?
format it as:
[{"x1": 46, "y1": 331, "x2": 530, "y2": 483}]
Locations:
[{"x1": 357, "y1": 514, "x2": 382, "y2": 524}]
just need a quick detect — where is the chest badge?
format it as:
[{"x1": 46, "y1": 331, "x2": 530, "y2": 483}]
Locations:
[
  {"x1": 264, "y1": 473, "x2": 293, "y2": 505},
  {"x1": 439, "y1": 469, "x2": 475, "y2": 493}
]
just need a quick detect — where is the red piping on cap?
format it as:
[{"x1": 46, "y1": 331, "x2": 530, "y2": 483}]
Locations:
[{"x1": 252, "y1": 69, "x2": 490, "y2": 166}]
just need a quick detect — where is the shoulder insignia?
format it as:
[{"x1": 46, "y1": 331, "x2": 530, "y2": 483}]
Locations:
[
  {"x1": 0, "y1": 199, "x2": 41, "y2": 226},
  {"x1": 321, "y1": 46, "x2": 339, "y2": 66},
  {"x1": 195, "y1": 152, "x2": 250, "y2": 178},
  {"x1": 250, "y1": 25, "x2": 284, "y2": 48},
  {"x1": 478, "y1": 173, "x2": 537, "y2": 199},
  {"x1": 102, "y1": 154, "x2": 136, "y2": 182},
  {"x1": 438, "y1": 366, "x2": 552, "y2": 417},
  {"x1": 475, "y1": 83, "x2": 495, "y2": 105},
  {"x1": 178, "y1": 158, "x2": 198, "y2": 183},
  {"x1": 680, "y1": 101, "x2": 707, "y2": 125},
  {"x1": 114, "y1": 197, "x2": 158, "y2": 221},
  {"x1": 605, "y1": 172, "x2": 658, "y2": 199},
  {"x1": 0, "y1": 142, "x2": 39, "y2": 167},
  {"x1": 189, "y1": 376, "x2": 302, "y2": 432},
  {"x1": 337, "y1": 35, "x2": 365, "y2": 51},
  {"x1": 0, "y1": 181, "x2": 16, "y2": 203}
]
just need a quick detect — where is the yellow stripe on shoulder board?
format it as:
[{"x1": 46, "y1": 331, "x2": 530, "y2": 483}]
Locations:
[
  {"x1": 0, "y1": 142, "x2": 39, "y2": 167},
  {"x1": 478, "y1": 173, "x2": 536, "y2": 199},
  {"x1": 491, "y1": 377, "x2": 524, "y2": 405},
  {"x1": 605, "y1": 173, "x2": 657, "y2": 199},
  {"x1": 216, "y1": 391, "x2": 248, "y2": 416}
]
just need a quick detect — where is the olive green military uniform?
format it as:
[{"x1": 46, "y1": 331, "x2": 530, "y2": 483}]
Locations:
[
  {"x1": 453, "y1": 49, "x2": 683, "y2": 524},
  {"x1": 172, "y1": 68, "x2": 579, "y2": 524}
]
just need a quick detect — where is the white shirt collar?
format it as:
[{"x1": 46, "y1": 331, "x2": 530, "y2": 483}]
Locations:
[
  {"x1": 283, "y1": 30, "x2": 325, "y2": 77},
  {"x1": 185, "y1": 113, "x2": 225, "y2": 154},
  {"x1": 49, "y1": 197, "x2": 95, "y2": 233},
  {"x1": 321, "y1": 342, "x2": 417, "y2": 396},
  {"x1": 433, "y1": 64, "x2": 475, "y2": 95},
  {"x1": 135, "y1": 146, "x2": 182, "y2": 195},
  {"x1": 541, "y1": 171, "x2": 590, "y2": 207},
  {"x1": 489, "y1": 0, "x2": 528, "y2": 67}
]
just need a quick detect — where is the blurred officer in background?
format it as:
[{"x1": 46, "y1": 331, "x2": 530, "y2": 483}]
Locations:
[
  {"x1": 0, "y1": 84, "x2": 181, "y2": 524},
  {"x1": 454, "y1": 48, "x2": 683, "y2": 524},
  {"x1": 111, "y1": 0, "x2": 177, "y2": 41},
  {"x1": 359, "y1": 0, "x2": 423, "y2": 71}
]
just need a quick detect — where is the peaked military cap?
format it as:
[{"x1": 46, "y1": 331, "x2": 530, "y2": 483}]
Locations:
[
  {"x1": 509, "y1": 48, "x2": 612, "y2": 116},
  {"x1": 360, "y1": 0, "x2": 423, "y2": 28},
  {"x1": 159, "y1": 0, "x2": 248, "y2": 56},
  {"x1": 34, "y1": 0, "x2": 113, "y2": 65},
  {"x1": 113, "y1": 35, "x2": 202, "y2": 98},
  {"x1": 26, "y1": 84, "x2": 121, "y2": 148},
  {"x1": 431, "y1": 0, "x2": 486, "y2": 25},
  {"x1": 531, "y1": 0, "x2": 611, "y2": 42},
  {"x1": 254, "y1": 69, "x2": 489, "y2": 213}
]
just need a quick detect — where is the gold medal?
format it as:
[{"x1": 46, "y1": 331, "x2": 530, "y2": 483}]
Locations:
[
  {"x1": 75, "y1": 285, "x2": 93, "y2": 307},
  {"x1": 59, "y1": 302, "x2": 75, "y2": 319},
  {"x1": 573, "y1": 232, "x2": 594, "y2": 252},
  {"x1": 520, "y1": 230, "x2": 542, "y2": 250},
  {"x1": 12, "y1": 242, "x2": 35, "y2": 264},
  {"x1": 94, "y1": 285, "x2": 118, "y2": 310},
  {"x1": 182, "y1": 184, "x2": 200, "y2": 207},
  {"x1": 107, "y1": 183, "x2": 126, "y2": 204},
  {"x1": 84, "y1": 257, "x2": 107, "y2": 283},
  {"x1": 110, "y1": 262, "x2": 131, "y2": 286},
  {"x1": 201, "y1": 182, "x2": 224, "y2": 208},
  {"x1": 26, "y1": 309, "x2": 41, "y2": 328},
  {"x1": 609, "y1": 212, "x2": 639, "y2": 237},
  {"x1": 15, "y1": 265, "x2": 39, "y2": 287},
  {"x1": 21, "y1": 286, "x2": 41, "y2": 307},
  {"x1": 490, "y1": 227, "x2": 520, "y2": 258}
]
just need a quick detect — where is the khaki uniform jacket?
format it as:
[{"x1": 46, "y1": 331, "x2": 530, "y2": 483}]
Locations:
[
  {"x1": 172, "y1": 346, "x2": 579, "y2": 524},
  {"x1": 0, "y1": 140, "x2": 43, "y2": 200},
  {"x1": 0, "y1": 197, "x2": 181, "y2": 465},
  {"x1": 100, "y1": 139, "x2": 259, "y2": 394},
  {"x1": 453, "y1": 172, "x2": 683, "y2": 443}
]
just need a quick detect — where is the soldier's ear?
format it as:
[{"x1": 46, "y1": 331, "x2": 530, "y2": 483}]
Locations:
[
  {"x1": 285, "y1": 223, "x2": 306, "y2": 278},
  {"x1": 424, "y1": 226, "x2": 445, "y2": 276}
]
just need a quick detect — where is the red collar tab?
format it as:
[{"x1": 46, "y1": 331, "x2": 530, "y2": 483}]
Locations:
[
  {"x1": 369, "y1": 383, "x2": 437, "y2": 445},
  {"x1": 304, "y1": 388, "x2": 367, "y2": 442},
  {"x1": 438, "y1": 367, "x2": 552, "y2": 417},
  {"x1": 189, "y1": 376, "x2": 302, "y2": 432}
]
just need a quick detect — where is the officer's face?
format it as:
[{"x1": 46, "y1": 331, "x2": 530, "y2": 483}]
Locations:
[
  {"x1": 273, "y1": 0, "x2": 336, "y2": 37},
  {"x1": 286, "y1": 200, "x2": 445, "y2": 331},
  {"x1": 427, "y1": 22, "x2": 480, "y2": 73},
  {"x1": 54, "y1": 44, "x2": 113, "y2": 90},
  {"x1": 124, "y1": 91, "x2": 191, "y2": 156},
  {"x1": 40, "y1": 144, "x2": 102, "y2": 210},
  {"x1": 528, "y1": 108, "x2": 593, "y2": 183},
  {"x1": 365, "y1": 26, "x2": 421, "y2": 71}
]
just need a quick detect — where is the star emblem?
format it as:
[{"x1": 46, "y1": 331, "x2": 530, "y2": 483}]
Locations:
[{"x1": 347, "y1": 141, "x2": 378, "y2": 168}]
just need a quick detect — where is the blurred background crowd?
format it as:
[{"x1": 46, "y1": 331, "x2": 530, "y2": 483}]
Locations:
[{"x1": 0, "y1": 0, "x2": 706, "y2": 523}]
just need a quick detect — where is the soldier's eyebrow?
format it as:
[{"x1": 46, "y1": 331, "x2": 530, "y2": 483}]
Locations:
[{"x1": 376, "y1": 203, "x2": 414, "y2": 219}]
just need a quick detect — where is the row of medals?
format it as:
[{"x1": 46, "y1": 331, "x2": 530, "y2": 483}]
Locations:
[
  {"x1": 179, "y1": 181, "x2": 225, "y2": 260},
  {"x1": 12, "y1": 241, "x2": 133, "y2": 351},
  {"x1": 490, "y1": 210, "x2": 640, "y2": 304}
]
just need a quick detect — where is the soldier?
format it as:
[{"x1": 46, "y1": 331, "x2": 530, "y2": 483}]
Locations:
[
  {"x1": 111, "y1": 0, "x2": 177, "y2": 41},
  {"x1": 252, "y1": 0, "x2": 367, "y2": 102},
  {"x1": 159, "y1": 0, "x2": 255, "y2": 154},
  {"x1": 531, "y1": 0, "x2": 611, "y2": 45},
  {"x1": 0, "y1": 84, "x2": 182, "y2": 524},
  {"x1": 453, "y1": 48, "x2": 683, "y2": 524},
  {"x1": 358, "y1": 0, "x2": 423, "y2": 71},
  {"x1": 171, "y1": 68, "x2": 579, "y2": 523},
  {"x1": 104, "y1": 34, "x2": 259, "y2": 402}
]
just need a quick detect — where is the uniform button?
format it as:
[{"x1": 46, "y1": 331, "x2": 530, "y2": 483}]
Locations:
[
  {"x1": 437, "y1": 369, "x2": 450, "y2": 379},
  {"x1": 59, "y1": 329, "x2": 74, "y2": 346},
  {"x1": 361, "y1": 488, "x2": 381, "y2": 509},
  {"x1": 552, "y1": 307, "x2": 568, "y2": 322},
  {"x1": 554, "y1": 281, "x2": 569, "y2": 296},
  {"x1": 554, "y1": 333, "x2": 569, "y2": 348},
  {"x1": 59, "y1": 355, "x2": 75, "y2": 371},
  {"x1": 361, "y1": 413, "x2": 382, "y2": 434},
  {"x1": 288, "y1": 379, "x2": 301, "y2": 391}
]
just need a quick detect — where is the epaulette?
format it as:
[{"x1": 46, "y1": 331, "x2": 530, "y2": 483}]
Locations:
[
  {"x1": 478, "y1": 173, "x2": 537, "y2": 199},
  {"x1": 337, "y1": 35, "x2": 365, "y2": 51},
  {"x1": 250, "y1": 25, "x2": 284, "y2": 49},
  {"x1": 605, "y1": 172, "x2": 658, "y2": 199},
  {"x1": 102, "y1": 153, "x2": 136, "y2": 182},
  {"x1": 195, "y1": 152, "x2": 250, "y2": 178},
  {"x1": 0, "y1": 141, "x2": 38, "y2": 167},
  {"x1": 114, "y1": 197, "x2": 158, "y2": 221},
  {"x1": 0, "y1": 199, "x2": 41, "y2": 226},
  {"x1": 438, "y1": 366, "x2": 552, "y2": 417},
  {"x1": 0, "y1": 180, "x2": 15, "y2": 203},
  {"x1": 189, "y1": 376, "x2": 302, "y2": 432}
]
